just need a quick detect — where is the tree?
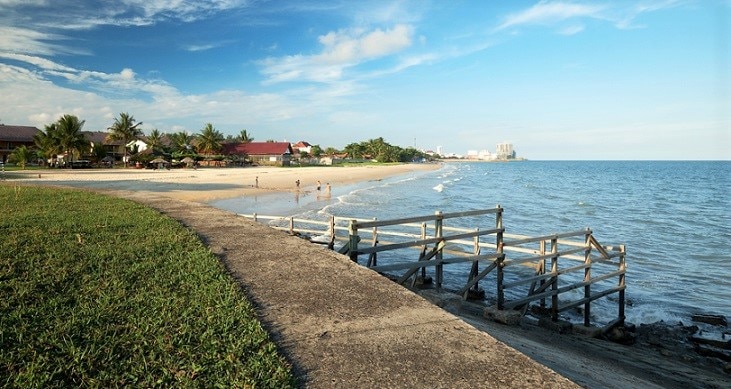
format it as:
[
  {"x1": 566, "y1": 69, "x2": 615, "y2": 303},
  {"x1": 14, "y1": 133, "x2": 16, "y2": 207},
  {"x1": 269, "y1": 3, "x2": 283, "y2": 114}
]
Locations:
[
  {"x1": 324, "y1": 147, "x2": 339, "y2": 156},
  {"x1": 310, "y1": 145, "x2": 323, "y2": 158},
  {"x1": 196, "y1": 123, "x2": 224, "y2": 155},
  {"x1": 56, "y1": 114, "x2": 89, "y2": 168},
  {"x1": 33, "y1": 123, "x2": 62, "y2": 166},
  {"x1": 8, "y1": 145, "x2": 33, "y2": 169},
  {"x1": 238, "y1": 129, "x2": 254, "y2": 143},
  {"x1": 107, "y1": 112, "x2": 143, "y2": 167},
  {"x1": 343, "y1": 142, "x2": 366, "y2": 159},
  {"x1": 145, "y1": 129, "x2": 164, "y2": 152},
  {"x1": 169, "y1": 131, "x2": 194, "y2": 155}
]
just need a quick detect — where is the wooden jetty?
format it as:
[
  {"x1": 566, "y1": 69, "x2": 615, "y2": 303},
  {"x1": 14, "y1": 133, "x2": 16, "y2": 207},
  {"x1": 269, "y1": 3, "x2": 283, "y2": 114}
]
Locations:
[{"x1": 241, "y1": 205, "x2": 627, "y2": 331}]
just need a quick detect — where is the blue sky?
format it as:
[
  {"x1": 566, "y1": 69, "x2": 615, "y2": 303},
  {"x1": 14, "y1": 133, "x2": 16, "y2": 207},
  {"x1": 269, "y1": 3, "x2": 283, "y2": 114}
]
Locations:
[{"x1": 0, "y1": 0, "x2": 728, "y2": 159}]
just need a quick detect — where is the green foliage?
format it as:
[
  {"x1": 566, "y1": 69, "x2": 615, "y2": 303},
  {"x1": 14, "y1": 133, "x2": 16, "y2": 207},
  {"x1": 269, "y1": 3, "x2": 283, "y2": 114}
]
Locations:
[
  {"x1": 169, "y1": 131, "x2": 194, "y2": 154},
  {"x1": 238, "y1": 129, "x2": 254, "y2": 143},
  {"x1": 0, "y1": 187, "x2": 296, "y2": 388},
  {"x1": 196, "y1": 123, "x2": 225, "y2": 155},
  {"x1": 56, "y1": 114, "x2": 90, "y2": 166},
  {"x1": 343, "y1": 137, "x2": 430, "y2": 162},
  {"x1": 107, "y1": 113, "x2": 143, "y2": 166},
  {"x1": 8, "y1": 145, "x2": 34, "y2": 169}
]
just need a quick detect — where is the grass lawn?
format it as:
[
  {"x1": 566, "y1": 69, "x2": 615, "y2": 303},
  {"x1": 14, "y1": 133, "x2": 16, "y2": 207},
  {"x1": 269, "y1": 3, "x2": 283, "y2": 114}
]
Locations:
[{"x1": 0, "y1": 185, "x2": 295, "y2": 387}]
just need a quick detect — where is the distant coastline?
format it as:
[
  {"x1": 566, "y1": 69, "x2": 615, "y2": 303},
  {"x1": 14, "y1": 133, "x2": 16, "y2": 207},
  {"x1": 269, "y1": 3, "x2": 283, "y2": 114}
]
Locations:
[{"x1": 439, "y1": 158, "x2": 527, "y2": 162}]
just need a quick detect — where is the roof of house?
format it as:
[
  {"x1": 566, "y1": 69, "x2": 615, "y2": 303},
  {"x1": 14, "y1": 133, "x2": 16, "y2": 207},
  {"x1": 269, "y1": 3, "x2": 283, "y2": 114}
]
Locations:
[
  {"x1": 0, "y1": 125, "x2": 40, "y2": 142},
  {"x1": 222, "y1": 142, "x2": 293, "y2": 155},
  {"x1": 292, "y1": 141, "x2": 312, "y2": 148},
  {"x1": 82, "y1": 131, "x2": 128, "y2": 146}
]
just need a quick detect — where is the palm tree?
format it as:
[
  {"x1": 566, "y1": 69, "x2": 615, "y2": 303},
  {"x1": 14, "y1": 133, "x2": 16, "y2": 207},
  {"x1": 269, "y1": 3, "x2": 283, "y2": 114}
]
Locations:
[
  {"x1": 343, "y1": 142, "x2": 366, "y2": 159},
  {"x1": 33, "y1": 123, "x2": 62, "y2": 166},
  {"x1": 169, "y1": 131, "x2": 194, "y2": 155},
  {"x1": 196, "y1": 123, "x2": 224, "y2": 156},
  {"x1": 8, "y1": 145, "x2": 34, "y2": 169},
  {"x1": 238, "y1": 129, "x2": 254, "y2": 143},
  {"x1": 107, "y1": 112, "x2": 143, "y2": 167},
  {"x1": 56, "y1": 114, "x2": 89, "y2": 168},
  {"x1": 145, "y1": 129, "x2": 164, "y2": 152}
]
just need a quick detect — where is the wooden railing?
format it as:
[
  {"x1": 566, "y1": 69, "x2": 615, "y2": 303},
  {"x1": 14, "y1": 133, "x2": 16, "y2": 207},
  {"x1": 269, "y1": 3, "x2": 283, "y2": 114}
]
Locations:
[{"x1": 240, "y1": 207, "x2": 626, "y2": 329}]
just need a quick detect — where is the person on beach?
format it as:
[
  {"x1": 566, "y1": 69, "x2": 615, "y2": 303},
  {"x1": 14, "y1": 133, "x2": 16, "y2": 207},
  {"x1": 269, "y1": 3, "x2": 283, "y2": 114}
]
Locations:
[
  {"x1": 295, "y1": 179, "x2": 300, "y2": 189},
  {"x1": 316, "y1": 180, "x2": 321, "y2": 191},
  {"x1": 255, "y1": 176, "x2": 259, "y2": 188},
  {"x1": 326, "y1": 183, "x2": 331, "y2": 194}
]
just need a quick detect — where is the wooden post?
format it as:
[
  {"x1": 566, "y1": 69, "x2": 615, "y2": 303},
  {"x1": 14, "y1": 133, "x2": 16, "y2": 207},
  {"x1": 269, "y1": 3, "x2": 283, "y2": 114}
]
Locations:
[
  {"x1": 328, "y1": 216, "x2": 335, "y2": 250},
  {"x1": 550, "y1": 237, "x2": 559, "y2": 321},
  {"x1": 468, "y1": 228, "x2": 480, "y2": 296},
  {"x1": 584, "y1": 228, "x2": 592, "y2": 327},
  {"x1": 420, "y1": 222, "x2": 428, "y2": 281},
  {"x1": 289, "y1": 217, "x2": 294, "y2": 235},
  {"x1": 367, "y1": 218, "x2": 378, "y2": 267},
  {"x1": 348, "y1": 219, "x2": 359, "y2": 263},
  {"x1": 496, "y1": 205, "x2": 505, "y2": 310},
  {"x1": 539, "y1": 239, "x2": 547, "y2": 310},
  {"x1": 434, "y1": 211, "x2": 443, "y2": 290},
  {"x1": 618, "y1": 244, "x2": 626, "y2": 324}
]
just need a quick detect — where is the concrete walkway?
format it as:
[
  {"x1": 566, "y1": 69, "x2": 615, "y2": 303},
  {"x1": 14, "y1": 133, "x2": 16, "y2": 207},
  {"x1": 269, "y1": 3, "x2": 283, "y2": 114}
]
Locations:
[{"x1": 122, "y1": 191, "x2": 578, "y2": 388}]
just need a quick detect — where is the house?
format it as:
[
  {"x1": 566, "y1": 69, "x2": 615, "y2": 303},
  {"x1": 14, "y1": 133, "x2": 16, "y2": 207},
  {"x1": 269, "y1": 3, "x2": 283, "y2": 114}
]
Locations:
[
  {"x1": 291, "y1": 141, "x2": 313, "y2": 155},
  {"x1": 83, "y1": 131, "x2": 128, "y2": 161},
  {"x1": 0, "y1": 124, "x2": 40, "y2": 164},
  {"x1": 222, "y1": 142, "x2": 293, "y2": 166}
]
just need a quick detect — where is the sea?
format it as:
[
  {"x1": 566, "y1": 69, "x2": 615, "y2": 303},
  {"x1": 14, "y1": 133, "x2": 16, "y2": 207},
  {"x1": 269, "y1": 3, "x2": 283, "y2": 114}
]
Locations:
[{"x1": 211, "y1": 161, "x2": 731, "y2": 327}]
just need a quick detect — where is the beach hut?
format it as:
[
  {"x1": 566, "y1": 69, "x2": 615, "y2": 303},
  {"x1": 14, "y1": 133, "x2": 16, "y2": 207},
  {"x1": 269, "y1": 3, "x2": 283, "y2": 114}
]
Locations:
[
  {"x1": 180, "y1": 156, "x2": 195, "y2": 168},
  {"x1": 150, "y1": 157, "x2": 169, "y2": 170}
]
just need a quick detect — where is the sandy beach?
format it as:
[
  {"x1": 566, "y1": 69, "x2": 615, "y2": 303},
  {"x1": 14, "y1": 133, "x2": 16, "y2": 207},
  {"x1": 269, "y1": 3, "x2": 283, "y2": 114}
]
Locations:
[
  {"x1": 4, "y1": 163, "x2": 440, "y2": 203},
  {"x1": 3, "y1": 163, "x2": 729, "y2": 387}
]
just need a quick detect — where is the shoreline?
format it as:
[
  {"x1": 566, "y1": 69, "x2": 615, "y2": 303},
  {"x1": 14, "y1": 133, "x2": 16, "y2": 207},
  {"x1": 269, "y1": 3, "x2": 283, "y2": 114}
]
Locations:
[{"x1": 3, "y1": 163, "x2": 441, "y2": 203}]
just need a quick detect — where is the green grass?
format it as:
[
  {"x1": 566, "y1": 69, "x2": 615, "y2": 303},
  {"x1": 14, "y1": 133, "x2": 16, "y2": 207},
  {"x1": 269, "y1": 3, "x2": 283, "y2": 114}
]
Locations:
[{"x1": 0, "y1": 185, "x2": 295, "y2": 388}]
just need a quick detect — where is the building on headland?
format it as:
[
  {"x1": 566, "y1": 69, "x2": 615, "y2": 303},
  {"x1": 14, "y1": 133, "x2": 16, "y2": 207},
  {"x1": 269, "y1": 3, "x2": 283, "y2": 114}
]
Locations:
[
  {"x1": 464, "y1": 142, "x2": 520, "y2": 161},
  {"x1": 496, "y1": 142, "x2": 516, "y2": 160}
]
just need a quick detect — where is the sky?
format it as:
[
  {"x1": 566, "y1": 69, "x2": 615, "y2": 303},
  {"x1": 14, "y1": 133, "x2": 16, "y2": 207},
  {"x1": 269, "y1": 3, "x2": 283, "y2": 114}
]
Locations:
[{"x1": 0, "y1": 0, "x2": 729, "y2": 160}]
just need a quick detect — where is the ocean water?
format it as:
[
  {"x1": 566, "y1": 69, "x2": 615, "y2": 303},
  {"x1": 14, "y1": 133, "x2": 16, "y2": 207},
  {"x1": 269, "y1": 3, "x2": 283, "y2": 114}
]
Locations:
[{"x1": 211, "y1": 161, "x2": 731, "y2": 326}]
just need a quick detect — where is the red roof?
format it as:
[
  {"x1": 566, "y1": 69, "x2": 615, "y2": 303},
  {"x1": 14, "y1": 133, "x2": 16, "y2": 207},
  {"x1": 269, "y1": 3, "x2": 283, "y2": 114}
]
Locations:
[
  {"x1": 0, "y1": 125, "x2": 40, "y2": 142},
  {"x1": 222, "y1": 142, "x2": 293, "y2": 156}
]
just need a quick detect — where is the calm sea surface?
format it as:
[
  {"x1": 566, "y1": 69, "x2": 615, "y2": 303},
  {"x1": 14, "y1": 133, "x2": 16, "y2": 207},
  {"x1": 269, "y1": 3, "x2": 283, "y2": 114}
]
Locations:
[{"x1": 211, "y1": 161, "x2": 731, "y2": 326}]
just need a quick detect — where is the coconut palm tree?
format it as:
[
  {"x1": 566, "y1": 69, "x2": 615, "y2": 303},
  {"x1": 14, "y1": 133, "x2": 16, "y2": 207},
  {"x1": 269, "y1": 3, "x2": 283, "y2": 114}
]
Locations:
[
  {"x1": 33, "y1": 123, "x2": 62, "y2": 166},
  {"x1": 56, "y1": 114, "x2": 89, "y2": 168},
  {"x1": 169, "y1": 131, "x2": 194, "y2": 155},
  {"x1": 238, "y1": 129, "x2": 254, "y2": 143},
  {"x1": 145, "y1": 129, "x2": 165, "y2": 152},
  {"x1": 196, "y1": 123, "x2": 224, "y2": 156},
  {"x1": 107, "y1": 112, "x2": 143, "y2": 167}
]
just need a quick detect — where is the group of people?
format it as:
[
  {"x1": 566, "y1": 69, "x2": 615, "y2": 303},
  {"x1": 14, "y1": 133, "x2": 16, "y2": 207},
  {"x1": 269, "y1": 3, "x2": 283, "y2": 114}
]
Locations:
[
  {"x1": 253, "y1": 176, "x2": 331, "y2": 197},
  {"x1": 314, "y1": 180, "x2": 331, "y2": 194}
]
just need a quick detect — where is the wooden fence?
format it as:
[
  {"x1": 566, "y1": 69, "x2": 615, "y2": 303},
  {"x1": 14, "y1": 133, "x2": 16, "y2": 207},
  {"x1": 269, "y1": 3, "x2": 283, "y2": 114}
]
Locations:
[{"x1": 242, "y1": 206, "x2": 626, "y2": 329}]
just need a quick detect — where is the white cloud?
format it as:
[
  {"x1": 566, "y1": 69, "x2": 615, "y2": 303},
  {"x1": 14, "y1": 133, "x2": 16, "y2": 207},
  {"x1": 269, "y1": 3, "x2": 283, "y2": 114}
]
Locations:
[
  {"x1": 496, "y1": 1, "x2": 605, "y2": 31},
  {"x1": 494, "y1": 1, "x2": 683, "y2": 33},
  {"x1": 260, "y1": 24, "x2": 414, "y2": 84},
  {"x1": 558, "y1": 24, "x2": 585, "y2": 35}
]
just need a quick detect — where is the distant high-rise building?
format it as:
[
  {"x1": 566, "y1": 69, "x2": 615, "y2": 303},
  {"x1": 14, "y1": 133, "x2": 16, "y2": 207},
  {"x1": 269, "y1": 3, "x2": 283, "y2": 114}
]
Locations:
[
  {"x1": 496, "y1": 142, "x2": 515, "y2": 159},
  {"x1": 436, "y1": 145, "x2": 443, "y2": 156}
]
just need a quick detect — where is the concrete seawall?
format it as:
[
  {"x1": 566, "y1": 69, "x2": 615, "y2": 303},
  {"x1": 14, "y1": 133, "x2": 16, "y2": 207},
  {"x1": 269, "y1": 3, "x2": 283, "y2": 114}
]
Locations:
[{"x1": 120, "y1": 190, "x2": 578, "y2": 388}]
